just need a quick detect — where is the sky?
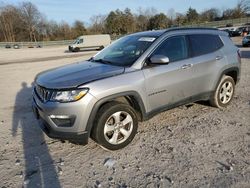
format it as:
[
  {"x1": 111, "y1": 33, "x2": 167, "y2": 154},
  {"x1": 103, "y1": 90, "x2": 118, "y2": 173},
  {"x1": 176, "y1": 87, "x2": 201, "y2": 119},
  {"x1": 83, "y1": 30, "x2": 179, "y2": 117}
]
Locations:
[{"x1": 2, "y1": 0, "x2": 240, "y2": 25}]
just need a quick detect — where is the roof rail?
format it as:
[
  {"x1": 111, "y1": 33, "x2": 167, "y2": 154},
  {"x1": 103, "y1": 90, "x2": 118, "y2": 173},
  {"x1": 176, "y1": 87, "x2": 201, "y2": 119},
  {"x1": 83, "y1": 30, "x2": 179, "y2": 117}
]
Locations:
[{"x1": 164, "y1": 27, "x2": 218, "y2": 33}]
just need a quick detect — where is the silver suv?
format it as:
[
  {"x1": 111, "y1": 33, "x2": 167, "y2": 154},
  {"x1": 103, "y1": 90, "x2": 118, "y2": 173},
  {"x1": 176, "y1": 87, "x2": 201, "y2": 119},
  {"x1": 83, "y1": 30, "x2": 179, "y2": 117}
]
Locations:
[{"x1": 32, "y1": 28, "x2": 241, "y2": 150}]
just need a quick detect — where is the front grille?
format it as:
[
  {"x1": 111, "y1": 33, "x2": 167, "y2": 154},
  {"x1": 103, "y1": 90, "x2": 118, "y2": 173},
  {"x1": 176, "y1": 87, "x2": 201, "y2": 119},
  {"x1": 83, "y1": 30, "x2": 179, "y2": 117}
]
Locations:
[{"x1": 35, "y1": 85, "x2": 51, "y2": 102}]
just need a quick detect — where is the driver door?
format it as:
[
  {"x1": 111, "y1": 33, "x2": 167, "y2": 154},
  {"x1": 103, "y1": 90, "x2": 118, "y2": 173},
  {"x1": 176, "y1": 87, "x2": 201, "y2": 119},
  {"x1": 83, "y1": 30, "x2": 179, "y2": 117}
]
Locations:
[{"x1": 143, "y1": 35, "x2": 196, "y2": 111}]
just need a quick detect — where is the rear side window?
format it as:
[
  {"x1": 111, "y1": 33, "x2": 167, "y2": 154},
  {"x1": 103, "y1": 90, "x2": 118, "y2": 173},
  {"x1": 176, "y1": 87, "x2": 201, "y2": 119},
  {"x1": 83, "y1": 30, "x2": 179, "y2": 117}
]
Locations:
[{"x1": 188, "y1": 34, "x2": 223, "y2": 57}]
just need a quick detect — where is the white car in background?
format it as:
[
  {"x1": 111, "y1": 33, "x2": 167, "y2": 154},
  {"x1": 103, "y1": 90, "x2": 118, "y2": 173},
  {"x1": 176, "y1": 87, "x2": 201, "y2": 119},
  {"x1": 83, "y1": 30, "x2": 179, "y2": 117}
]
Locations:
[{"x1": 69, "y1": 34, "x2": 111, "y2": 52}]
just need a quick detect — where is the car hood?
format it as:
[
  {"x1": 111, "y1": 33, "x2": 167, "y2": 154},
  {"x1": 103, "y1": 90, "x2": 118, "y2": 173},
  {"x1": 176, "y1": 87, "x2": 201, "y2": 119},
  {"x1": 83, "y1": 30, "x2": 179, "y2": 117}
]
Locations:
[{"x1": 35, "y1": 61, "x2": 125, "y2": 89}]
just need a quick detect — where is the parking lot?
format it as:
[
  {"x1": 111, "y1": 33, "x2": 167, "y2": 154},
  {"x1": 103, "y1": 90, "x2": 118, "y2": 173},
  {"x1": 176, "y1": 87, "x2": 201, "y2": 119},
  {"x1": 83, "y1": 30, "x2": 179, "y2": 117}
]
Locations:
[{"x1": 0, "y1": 39, "x2": 249, "y2": 187}]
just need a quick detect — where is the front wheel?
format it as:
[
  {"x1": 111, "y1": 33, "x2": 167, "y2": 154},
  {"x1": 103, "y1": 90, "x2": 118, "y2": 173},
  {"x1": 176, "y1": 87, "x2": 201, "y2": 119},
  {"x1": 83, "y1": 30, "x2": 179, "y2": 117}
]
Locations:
[
  {"x1": 91, "y1": 102, "x2": 138, "y2": 150},
  {"x1": 73, "y1": 47, "x2": 80, "y2": 52},
  {"x1": 98, "y1": 45, "x2": 104, "y2": 50},
  {"x1": 210, "y1": 75, "x2": 235, "y2": 108}
]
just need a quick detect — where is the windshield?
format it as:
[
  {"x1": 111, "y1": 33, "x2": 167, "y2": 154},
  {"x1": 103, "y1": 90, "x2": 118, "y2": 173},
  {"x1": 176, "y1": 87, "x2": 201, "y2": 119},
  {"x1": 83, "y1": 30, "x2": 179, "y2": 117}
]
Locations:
[
  {"x1": 73, "y1": 38, "x2": 83, "y2": 44},
  {"x1": 73, "y1": 39, "x2": 79, "y2": 44},
  {"x1": 91, "y1": 35, "x2": 157, "y2": 67}
]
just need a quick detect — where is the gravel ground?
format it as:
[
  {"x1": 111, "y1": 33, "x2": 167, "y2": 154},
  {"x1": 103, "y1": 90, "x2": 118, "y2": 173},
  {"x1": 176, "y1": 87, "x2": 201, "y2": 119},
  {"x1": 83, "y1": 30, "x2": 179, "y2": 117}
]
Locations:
[{"x1": 0, "y1": 39, "x2": 249, "y2": 188}]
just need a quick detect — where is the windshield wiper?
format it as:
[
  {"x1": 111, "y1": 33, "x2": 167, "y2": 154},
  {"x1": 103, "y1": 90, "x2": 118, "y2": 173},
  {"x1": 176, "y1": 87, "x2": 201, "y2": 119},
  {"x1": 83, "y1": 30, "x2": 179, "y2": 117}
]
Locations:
[{"x1": 91, "y1": 58, "x2": 114, "y2": 65}]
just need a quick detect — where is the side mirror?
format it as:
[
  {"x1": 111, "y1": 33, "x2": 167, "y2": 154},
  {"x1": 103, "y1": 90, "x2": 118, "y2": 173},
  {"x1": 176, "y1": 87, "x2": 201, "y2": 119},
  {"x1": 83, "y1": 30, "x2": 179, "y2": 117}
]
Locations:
[{"x1": 150, "y1": 55, "x2": 169, "y2": 64}]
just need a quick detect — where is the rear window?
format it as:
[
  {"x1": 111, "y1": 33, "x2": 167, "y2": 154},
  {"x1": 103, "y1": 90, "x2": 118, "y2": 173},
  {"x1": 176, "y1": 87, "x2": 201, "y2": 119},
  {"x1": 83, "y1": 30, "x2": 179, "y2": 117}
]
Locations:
[{"x1": 188, "y1": 34, "x2": 224, "y2": 57}]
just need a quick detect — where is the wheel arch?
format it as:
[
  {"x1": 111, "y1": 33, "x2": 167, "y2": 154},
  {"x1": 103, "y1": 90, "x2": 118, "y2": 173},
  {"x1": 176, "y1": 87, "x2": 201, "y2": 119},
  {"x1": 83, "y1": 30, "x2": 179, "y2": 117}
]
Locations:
[
  {"x1": 86, "y1": 91, "x2": 146, "y2": 136},
  {"x1": 214, "y1": 67, "x2": 239, "y2": 91}
]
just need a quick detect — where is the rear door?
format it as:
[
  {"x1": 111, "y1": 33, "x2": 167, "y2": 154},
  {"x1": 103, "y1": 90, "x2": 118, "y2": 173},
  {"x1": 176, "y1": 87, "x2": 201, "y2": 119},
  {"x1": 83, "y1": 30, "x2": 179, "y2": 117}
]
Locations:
[
  {"x1": 187, "y1": 34, "x2": 225, "y2": 95},
  {"x1": 143, "y1": 35, "x2": 196, "y2": 111}
]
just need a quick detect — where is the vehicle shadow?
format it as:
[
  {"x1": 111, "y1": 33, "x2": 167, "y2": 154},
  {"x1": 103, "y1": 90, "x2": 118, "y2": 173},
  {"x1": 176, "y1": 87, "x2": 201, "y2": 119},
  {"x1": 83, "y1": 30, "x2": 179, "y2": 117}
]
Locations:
[
  {"x1": 64, "y1": 49, "x2": 99, "y2": 53},
  {"x1": 12, "y1": 82, "x2": 61, "y2": 188},
  {"x1": 195, "y1": 100, "x2": 211, "y2": 107}
]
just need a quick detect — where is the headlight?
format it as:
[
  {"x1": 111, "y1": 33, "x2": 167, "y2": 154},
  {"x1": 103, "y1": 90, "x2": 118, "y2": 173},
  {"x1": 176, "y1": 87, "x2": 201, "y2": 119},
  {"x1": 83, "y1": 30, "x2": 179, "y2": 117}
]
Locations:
[{"x1": 51, "y1": 88, "x2": 89, "y2": 102}]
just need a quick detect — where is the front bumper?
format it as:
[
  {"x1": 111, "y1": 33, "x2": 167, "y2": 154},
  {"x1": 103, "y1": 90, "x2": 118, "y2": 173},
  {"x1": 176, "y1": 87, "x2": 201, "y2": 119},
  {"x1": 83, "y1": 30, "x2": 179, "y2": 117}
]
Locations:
[
  {"x1": 39, "y1": 116, "x2": 88, "y2": 144},
  {"x1": 32, "y1": 90, "x2": 96, "y2": 144}
]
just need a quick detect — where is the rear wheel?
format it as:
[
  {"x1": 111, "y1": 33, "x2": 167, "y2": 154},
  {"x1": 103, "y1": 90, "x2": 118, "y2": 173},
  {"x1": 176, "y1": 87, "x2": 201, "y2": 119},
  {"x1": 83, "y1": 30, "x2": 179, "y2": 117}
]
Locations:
[
  {"x1": 210, "y1": 75, "x2": 235, "y2": 108},
  {"x1": 91, "y1": 102, "x2": 138, "y2": 150}
]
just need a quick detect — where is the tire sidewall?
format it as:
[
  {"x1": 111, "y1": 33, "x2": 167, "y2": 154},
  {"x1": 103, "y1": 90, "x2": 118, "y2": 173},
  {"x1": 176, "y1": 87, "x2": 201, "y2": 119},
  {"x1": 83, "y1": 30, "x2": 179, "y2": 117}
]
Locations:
[
  {"x1": 215, "y1": 76, "x2": 235, "y2": 108},
  {"x1": 94, "y1": 103, "x2": 138, "y2": 150}
]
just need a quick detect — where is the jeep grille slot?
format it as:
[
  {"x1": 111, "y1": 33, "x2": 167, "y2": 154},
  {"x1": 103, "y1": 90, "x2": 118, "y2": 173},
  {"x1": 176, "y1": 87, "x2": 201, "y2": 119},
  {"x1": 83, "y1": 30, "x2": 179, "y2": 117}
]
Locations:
[{"x1": 35, "y1": 85, "x2": 51, "y2": 102}]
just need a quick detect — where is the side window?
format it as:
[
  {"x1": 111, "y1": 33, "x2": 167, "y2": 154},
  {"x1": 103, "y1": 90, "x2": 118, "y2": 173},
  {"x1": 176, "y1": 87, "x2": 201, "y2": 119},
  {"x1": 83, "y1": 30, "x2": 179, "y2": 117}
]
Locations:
[
  {"x1": 78, "y1": 39, "x2": 83, "y2": 44},
  {"x1": 189, "y1": 34, "x2": 223, "y2": 57},
  {"x1": 152, "y1": 36, "x2": 188, "y2": 62}
]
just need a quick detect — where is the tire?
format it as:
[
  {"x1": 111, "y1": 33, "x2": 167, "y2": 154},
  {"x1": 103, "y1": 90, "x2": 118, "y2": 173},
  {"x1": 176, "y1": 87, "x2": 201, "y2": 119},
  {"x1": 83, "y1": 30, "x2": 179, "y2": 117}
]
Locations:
[
  {"x1": 98, "y1": 46, "x2": 104, "y2": 50},
  {"x1": 210, "y1": 75, "x2": 235, "y2": 108},
  {"x1": 91, "y1": 101, "x2": 138, "y2": 150},
  {"x1": 74, "y1": 47, "x2": 80, "y2": 52}
]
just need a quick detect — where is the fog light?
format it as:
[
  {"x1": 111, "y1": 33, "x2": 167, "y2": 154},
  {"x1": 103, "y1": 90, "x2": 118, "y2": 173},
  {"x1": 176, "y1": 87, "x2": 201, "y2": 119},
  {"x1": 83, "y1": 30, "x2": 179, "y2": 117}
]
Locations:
[{"x1": 50, "y1": 115, "x2": 76, "y2": 127}]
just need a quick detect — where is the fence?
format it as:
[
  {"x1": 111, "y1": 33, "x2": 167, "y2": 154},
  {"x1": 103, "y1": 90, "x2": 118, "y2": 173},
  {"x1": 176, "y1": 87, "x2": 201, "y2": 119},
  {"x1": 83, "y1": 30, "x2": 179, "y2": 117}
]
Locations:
[
  {"x1": 0, "y1": 40, "x2": 74, "y2": 48},
  {"x1": 183, "y1": 17, "x2": 250, "y2": 28}
]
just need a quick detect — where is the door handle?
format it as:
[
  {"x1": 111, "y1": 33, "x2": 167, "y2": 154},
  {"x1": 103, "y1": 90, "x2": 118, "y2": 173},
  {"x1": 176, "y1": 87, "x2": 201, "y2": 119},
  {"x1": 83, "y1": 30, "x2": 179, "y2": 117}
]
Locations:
[
  {"x1": 181, "y1": 64, "x2": 193, "y2": 69},
  {"x1": 216, "y1": 56, "x2": 223, "y2": 60}
]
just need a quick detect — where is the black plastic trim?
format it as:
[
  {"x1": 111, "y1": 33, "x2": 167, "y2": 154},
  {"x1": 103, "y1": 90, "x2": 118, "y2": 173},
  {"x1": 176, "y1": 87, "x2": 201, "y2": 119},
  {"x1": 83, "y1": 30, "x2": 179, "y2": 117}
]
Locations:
[
  {"x1": 39, "y1": 119, "x2": 88, "y2": 144},
  {"x1": 86, "y1": 91, "x2": 146, "y2": 136},
  {"x1": 144, "y1": 91, "x2": 212, "y2": 120},
  {"x1": 86, "y1": 91, "x2": 213, "y2": 134},
  {"x1": 214, "y1": 67, "x2": 240, "y2": 91}
]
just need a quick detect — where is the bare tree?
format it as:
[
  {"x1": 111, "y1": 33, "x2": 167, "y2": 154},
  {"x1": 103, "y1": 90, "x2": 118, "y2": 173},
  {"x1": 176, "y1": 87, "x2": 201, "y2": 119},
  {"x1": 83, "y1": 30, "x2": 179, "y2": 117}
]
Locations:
[
  {"x1": 19, "y1": 2, "x2": 42, "y2": 42},
  {"x1": 238, "y1": 0, "x2": 250, "y2": 14},
  {"x1": 167, "y1": 8, "x2": 176, "y2": 21},
  {"x1": 89, "y1": 14, "x2": 107, "y2": 34},
  {"x1": 0, "y1": 5, "x2": 19, "y2": 42},
  {"x1": 175, "y1": 13, "x2": 187, "y2": 26},
  {"x1": 200, "y1": 8, "x2": 221, "y2": 22},
  {"x1": 135, "y1": 7, "x2": 157, "y2": 31}
]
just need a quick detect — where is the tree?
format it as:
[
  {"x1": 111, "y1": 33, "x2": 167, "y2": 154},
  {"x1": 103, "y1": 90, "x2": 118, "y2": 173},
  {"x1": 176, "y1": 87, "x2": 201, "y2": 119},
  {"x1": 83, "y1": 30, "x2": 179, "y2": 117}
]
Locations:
[
  {"x1": 121, "y1": 8, "x2": 135, "y2": 33},
  {"x1": 167, "y1": 8, "x2": 176, "y2": 21},
  {"x1": 0, "y1": 5, "x2": 16, "y2": 42},
  {"x1": 135, "y1": 7, "x2": 157, "y2": 31},
  {"x1": 89, "y1": 14, "x2": 106, "y2": 34},
  {"x1": 223, "y1": 0, "x2": 250, "y2": 19},
  {"x1": 105, "y1": 8, "x2": 136, "y2": 35},
  {"x1": 105, "y1": 11, "x2": 119, "y2": 35},
  {"x1": 175, "y1": 13, "x2": 187, "y2": 26},
  {"x1": 72, "y1": 20, "x2": 86, "y2": 37},
  {"x1": 186, "y1": 7, "x2": 199, "y2": 24},
  {"x1": 147, "y1": 13, "x2": 170, "y2": 30},
  {"x1": 135, "y1": 14, "x2": 148, "y2": 31},
  {"x1": 200, "y1": 8, "x2": 220, "y2": 22},
  {"x1": 19, "y1": 2, "x2": 42, "y2": 42},
  {"x1": 232, "y1": 0, "x2": 250, "y2": 17}
]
